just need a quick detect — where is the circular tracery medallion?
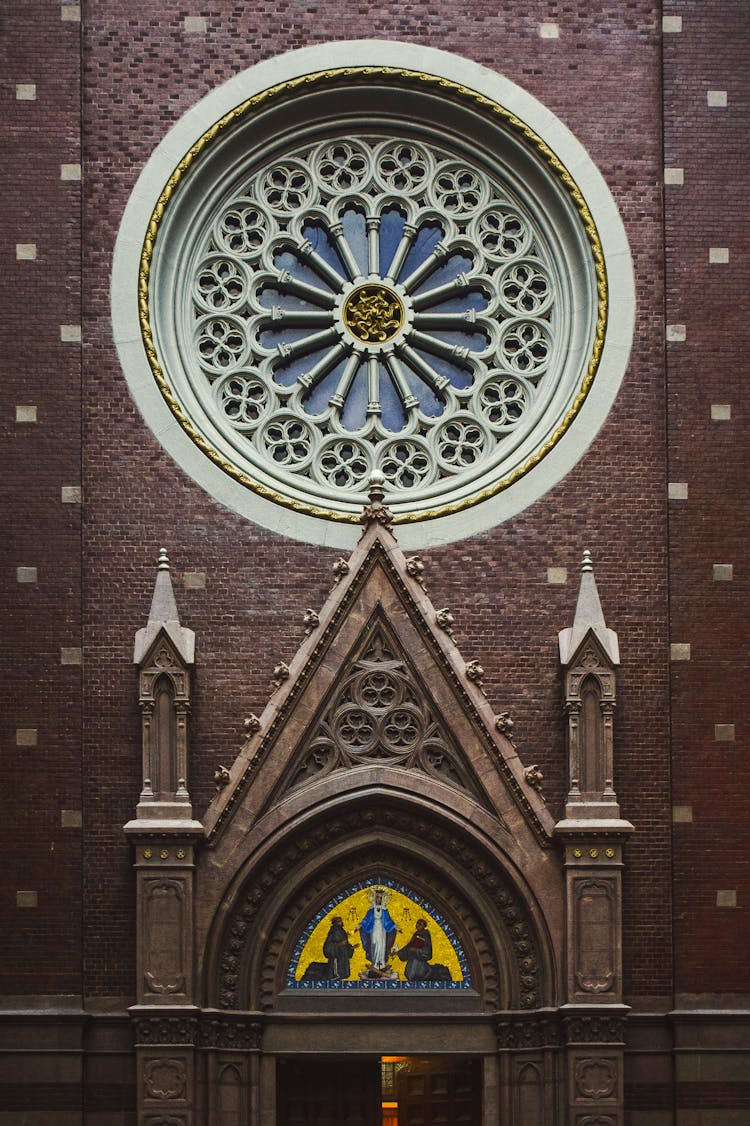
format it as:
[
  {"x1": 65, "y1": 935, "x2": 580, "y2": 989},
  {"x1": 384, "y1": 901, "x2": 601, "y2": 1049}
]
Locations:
[
  {"x1": 114, "y1": 45, "x2": 634, "y2": 545},
  {"x1": 342, "y1": 284, "x2": 405, "y2": 345}
]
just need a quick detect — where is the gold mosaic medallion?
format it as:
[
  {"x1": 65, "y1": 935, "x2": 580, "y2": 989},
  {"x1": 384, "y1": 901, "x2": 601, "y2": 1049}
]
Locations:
[{"x1": 343, "y1": 283, "x2": 405, "y2": 344}]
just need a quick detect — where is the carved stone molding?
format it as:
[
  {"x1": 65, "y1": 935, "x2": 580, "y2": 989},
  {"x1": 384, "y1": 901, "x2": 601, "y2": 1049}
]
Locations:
[
  {"x1": 564, "y1": 1013, "x2": 626, "y2": 1044},
  {"x1": 573, "y1": 879, "x2": 616, "y2": 996},
  {"x1": 143, "y1": 879, "x2": 188, "y2": 997},
  {"x1": 574, "y1": 1057, "x2": 617, "y2": 1100},
  {"x1": 134, "y1": 1013, "x2": 262, "y2": 1050},
  {"x1": 496, "y1": 1014, "x2": 561, "y2": 1049},
  {"x1": 143, "y1": 1057, "x2": 187, "y2": 1102},
  {"x1": 214, "y1": 803, "x2": 545, "y2": 1011},
  {"x1": 136, "y1": 1016, "x2": 199, "y2": 1046},
  {"x1": 199, "y1": 1017, "x2": 262, "y2": 1050}
]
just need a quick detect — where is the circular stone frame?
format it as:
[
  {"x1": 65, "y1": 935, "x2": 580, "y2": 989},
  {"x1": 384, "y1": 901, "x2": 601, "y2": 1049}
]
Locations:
[{"x1": 112, "y1": 41, "x2": 635, "y2": 549}]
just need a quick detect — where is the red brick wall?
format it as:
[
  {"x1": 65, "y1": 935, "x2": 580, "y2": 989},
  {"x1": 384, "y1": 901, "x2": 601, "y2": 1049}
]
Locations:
[
  {"x1": 79, "y1": 0, "x2": 671, "y2": 1006},
  {"x1": 15, "y1": 1, "x2": 743, "y2": 1022},
  {"x1": 664, "y1": 0, "x2": 750, "y2": 999},
  {"x1": 1, "y1": 0, "x2": 83, "y2": 997}
]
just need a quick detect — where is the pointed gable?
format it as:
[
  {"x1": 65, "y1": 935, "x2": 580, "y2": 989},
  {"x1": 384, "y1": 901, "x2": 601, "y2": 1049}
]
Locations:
[{"x1": 203, "y1": 482, "x2": 553, "y2": 846}]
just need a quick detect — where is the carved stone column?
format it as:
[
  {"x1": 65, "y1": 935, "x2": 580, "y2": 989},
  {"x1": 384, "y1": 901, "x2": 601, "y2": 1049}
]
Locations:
[
  {"x1": 555, "y1": 552, "x2": 633, "y2": 1126},
  {"x1": 125, "y1": 550, "x2": 204, "y2": 1125}
]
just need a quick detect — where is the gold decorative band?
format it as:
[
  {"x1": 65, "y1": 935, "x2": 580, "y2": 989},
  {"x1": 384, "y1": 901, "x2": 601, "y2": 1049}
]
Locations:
[{"x1": 138, "y1": 66, "x2": 608, "y2": 526}]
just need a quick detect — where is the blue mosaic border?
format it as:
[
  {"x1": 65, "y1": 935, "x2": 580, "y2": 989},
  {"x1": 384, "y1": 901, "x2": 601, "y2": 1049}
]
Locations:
[{"x1": 287, "y1": 879, "x2": 471, "y2": 989}]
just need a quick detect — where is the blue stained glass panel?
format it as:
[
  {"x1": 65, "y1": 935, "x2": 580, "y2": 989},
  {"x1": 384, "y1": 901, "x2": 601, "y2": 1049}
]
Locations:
[
  {"x1": 273, "y1": 344, "x2": 335, "y2": 387},
  {"x1": 273, "y1": 249, "x2": 335, "y2": 291},
  {"x1": 257, "y1": 286, "x2": 321, "y2": 312},
  {"x1": 301, "y1": 222, "x2": 348, "y2": 279},
  {"x1": 413, "y1": 251, "x2": 475, "y2": 294},
  {"x1": 399, "y1": 362, "x2": 444, "y2": 417},
  {"x1": 258, "y1": 325, "x2": 316, "y2": 349},
  {"x1": 419, "y1": 327, "x2": 489, "y2": 352},
  {"x1": 303, "y1": 359, "x2": 349, "y2": 415},
  {"x1": 425, "y1": 290, "x2": 490, "y2": 314},
  {"x1": 378, "y1": 208, "x2": 405, "y2": 276},
  {"x1": 379, "y1": 366, "x2": 408, "y2": 432},
  {"x1": 410, "y1": 348, "x2": 474, "y2": 391},
  {"x1": 340, "y1": 207, "x2": 368, "y2": 276},
  {"x1": 400, "y1": 222, "x2": 444, "y2": 281},
  {"x1": 340, "y1": 364, "x2": 368, "y2": 430}
]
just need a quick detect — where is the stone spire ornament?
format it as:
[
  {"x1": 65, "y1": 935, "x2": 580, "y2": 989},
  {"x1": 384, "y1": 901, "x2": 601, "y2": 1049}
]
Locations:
[
  {"x1": 129, "y1": 548, "x2": 198, "y2": 823},
  {"x1": 360, "y1": 469, "x2": 394, "y2": 531}
]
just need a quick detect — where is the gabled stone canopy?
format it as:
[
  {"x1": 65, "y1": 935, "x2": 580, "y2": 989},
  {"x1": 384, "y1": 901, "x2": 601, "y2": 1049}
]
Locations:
[{"x1": 203, "y1": 497, "x2": 554, "y2": 851}]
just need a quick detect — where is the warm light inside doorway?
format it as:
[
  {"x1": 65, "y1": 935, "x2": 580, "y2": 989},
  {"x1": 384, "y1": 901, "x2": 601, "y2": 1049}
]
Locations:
[{"x1": 381, "y1": 1056, "x2": 409, "y2": 1125}]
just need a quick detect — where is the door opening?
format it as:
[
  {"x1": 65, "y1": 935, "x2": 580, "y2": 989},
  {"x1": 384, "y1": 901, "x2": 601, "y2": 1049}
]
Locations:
[{"x1": 277, "y1": 1054, "x2": 482, "y2": 1125}]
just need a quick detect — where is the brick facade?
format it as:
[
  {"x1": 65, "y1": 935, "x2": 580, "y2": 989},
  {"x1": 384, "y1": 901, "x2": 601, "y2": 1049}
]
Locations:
[{"x1": 1, "y1": 2, "x2": 748, "y2": 1122}]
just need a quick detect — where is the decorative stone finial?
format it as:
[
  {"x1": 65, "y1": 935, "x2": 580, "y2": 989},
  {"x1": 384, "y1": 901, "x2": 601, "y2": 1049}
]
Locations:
[
  {"x1": 214, "y1": 765, "x2": 231, "y2": 790},
  {"x1": 332, "y1": 557, "x2": 350, "y2": 582},
  {"x1": 524, "y1": 764, "x2": 544, "y2": 794},
  {"x1": 581, "y1": 549, "x2": 593, "y2": 573},
  {"x1": 361, "y1": 469, "x2": 393, "y2": 531},
  {"x1": 271, "y1": 661, "x2": 290, "y2": 688},
  {"x1": 303, "y1": 608, "x2": 320, "y2": 634},
  {"x1": 495, "y1": 711, "x2": 515, "y2": 738},
  {"x1": 465, "y1": 659, "x2": 485, "y2": 692},
  {"x1": 405, "y1": 556, "x2": 425, "y2": 587},
  {"x1": 158, "y1": 547, "x2": 170, "y2": 571},
  {"x1": 436, "y1": 607, "x2": 454, "y2": 636}
]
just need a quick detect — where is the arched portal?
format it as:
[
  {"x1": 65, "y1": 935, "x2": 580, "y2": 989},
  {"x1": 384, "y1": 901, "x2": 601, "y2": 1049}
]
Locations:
[{"x1": 201, "y1": 790, "x2": 560, "y2": 1125}]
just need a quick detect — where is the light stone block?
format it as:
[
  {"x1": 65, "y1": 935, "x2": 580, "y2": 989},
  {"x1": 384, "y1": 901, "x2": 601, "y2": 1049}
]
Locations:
[
  {"x1": 672, "y1": 805, "x2": 693, "y2": 823},
  {"x1": 16, "y1": 243, "x2": 37, "y2": 261},
  {"x1": 546, "y1": 567, "x2": 567, "y2": 585},
  {"x1": 707, "y1": 90, "x2": 728, "y2": 107},
  {"x1": 664, "y1": 167, "x2": 684, "y2": 185},
  {"x1": 709, "y1": 247, "x2": 729, "y2": 264},
  {"x1": 60, "y1": 647, "x2": 83, "y2": 665},
  {"x1": 15, "y1": 84, "x2": 37, "y2": 101},
  {"x1": 711, "y1": 403, "x2": 731, "y2": 421},
  {"x1": 61, "y1": 486, "x2": 82, "y2": 504},
  {"x1": 538, "y1": 22, "x2": 560, "y2": 39},
  {"x1": 662, "y1": 15, "x2": 682, "y2": 32},
  {"x1": 184, "y1": 15, "x2": 207, "y2": 33},
  {"x1": 184, "y1": 571, "x2": 207, "y2": 589},
  {"x1": 668, "y1": 482, "x2": 688, "y2": 500},
  {"x1": 60, "y1": 163, "x2": 81, "y2": 181},
  {"x1": 716, "y1": 890, "x2": 737, "y2": 908},
  {"x1": 16, "y1": 405, "x2": 37, "y2": 423},
  {"x1": 714, "y1": 724, "x2": 735, "y2": 742},
  {"x1": 16, "y1": 891, "x2": 38, "y2": 908},
  {"x1": 16, "y1": 567, "x2": 38, "y2": 583},
  {"x1": 61, "y1": 810, "x2": 82, "y2": 828},
  {"x1": 666, "y1": 323, "x2": 686, "y2": 342},
  {"x1": 670, "y1": 643, "x2": 691, "y2": 661},
  {"x1": 16, "y1": 729, "x2": 38, "y2": 747},
  {"x1": 60, "y1": 324, "x2": 81, "y2": 343},
  {"x1": 60, "y1": 5, "x2": 80, "y2": 19},
  {"x1": 712, "y1": 564, "x2": 733, "y2": 582}
]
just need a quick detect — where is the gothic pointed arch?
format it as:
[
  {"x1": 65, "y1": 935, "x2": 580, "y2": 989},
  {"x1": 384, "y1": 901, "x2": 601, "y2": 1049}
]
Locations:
[{"x1": 204, "y1": 790, "x2": 557, "y2": 1013}]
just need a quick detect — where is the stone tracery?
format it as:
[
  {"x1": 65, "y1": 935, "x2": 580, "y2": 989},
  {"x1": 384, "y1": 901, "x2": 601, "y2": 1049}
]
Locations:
[{"x1": 177, "y1": 132, "x2": 565, "y2": 511}]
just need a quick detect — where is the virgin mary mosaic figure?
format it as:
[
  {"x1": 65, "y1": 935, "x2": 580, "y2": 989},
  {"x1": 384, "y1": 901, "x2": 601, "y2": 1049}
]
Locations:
[{"x1": 358, "y1": 886, "x2": 401, "y2": 969}]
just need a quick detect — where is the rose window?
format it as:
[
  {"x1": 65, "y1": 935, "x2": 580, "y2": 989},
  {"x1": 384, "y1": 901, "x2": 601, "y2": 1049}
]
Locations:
[
  {"x1": 168, "y1": 134, "x2": 566, "y2": 510},
  {"x1": 125, "y1": 58, "x2": 627, "y2": 542}
]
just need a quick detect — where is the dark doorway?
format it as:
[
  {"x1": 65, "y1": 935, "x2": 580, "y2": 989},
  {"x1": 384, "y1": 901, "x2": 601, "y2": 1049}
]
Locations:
[{"x1": 277, "y1": 1055, "x2": 482, "y2": 1125}]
